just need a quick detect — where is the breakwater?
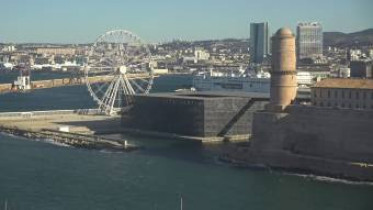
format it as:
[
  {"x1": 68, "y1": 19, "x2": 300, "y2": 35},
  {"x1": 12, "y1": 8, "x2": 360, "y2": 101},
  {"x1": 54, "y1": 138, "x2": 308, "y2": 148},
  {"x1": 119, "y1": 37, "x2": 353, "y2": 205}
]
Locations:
[
  {"x1": 0, "y1": 125, "x2": 137, "y2": 151},
  {"x1": 0, "y1": 73, "x2": 157, "y2": 93}
]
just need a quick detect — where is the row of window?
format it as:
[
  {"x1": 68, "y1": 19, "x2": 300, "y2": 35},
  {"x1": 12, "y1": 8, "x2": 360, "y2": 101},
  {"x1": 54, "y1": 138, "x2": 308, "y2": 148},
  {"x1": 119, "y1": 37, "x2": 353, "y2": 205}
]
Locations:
[
  {"x1": 153, "y1": 99, "x2": 203, "y2": 106},
  {"x1": 314, "y1": 101, "x2": 373, "y2": 109},
  {"x1": 314, "y1": 89, "x2": 373, "y2": 100}
]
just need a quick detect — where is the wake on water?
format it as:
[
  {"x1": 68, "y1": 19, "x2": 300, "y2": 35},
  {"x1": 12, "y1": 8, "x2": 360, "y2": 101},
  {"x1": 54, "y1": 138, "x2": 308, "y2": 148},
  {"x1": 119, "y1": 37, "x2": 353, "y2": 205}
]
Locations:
[{"x1": 282, "y1": 172, "x2": 373, "y2": 186}]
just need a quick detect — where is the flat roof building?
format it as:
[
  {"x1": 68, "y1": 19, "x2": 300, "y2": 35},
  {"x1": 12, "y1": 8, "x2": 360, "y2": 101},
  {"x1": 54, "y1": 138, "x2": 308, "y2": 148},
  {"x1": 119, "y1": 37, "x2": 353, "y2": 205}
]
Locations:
[{"x1": 311, "y1": 78, "x2": 373, "y2": 110}]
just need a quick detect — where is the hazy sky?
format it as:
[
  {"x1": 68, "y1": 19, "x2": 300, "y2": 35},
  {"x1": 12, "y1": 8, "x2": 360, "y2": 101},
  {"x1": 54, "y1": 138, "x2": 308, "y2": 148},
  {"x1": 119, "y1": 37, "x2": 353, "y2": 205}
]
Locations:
[{"x1": 0, "y1": 0, "x2": 372, "y2": 43}]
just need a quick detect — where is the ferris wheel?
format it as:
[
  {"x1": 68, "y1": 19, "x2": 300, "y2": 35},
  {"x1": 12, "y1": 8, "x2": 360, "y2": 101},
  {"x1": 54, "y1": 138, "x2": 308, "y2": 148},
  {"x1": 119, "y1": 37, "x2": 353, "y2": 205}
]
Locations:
[{"x1": 86, "y1": 30, "x2": 154, "y2": 115}]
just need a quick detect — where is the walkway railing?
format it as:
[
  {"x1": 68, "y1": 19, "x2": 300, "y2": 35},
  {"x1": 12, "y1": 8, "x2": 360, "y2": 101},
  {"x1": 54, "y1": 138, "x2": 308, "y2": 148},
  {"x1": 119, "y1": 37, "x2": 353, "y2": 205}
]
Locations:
[{"x1": 0, "y1": 109, "x2": 102, "y2": 119}]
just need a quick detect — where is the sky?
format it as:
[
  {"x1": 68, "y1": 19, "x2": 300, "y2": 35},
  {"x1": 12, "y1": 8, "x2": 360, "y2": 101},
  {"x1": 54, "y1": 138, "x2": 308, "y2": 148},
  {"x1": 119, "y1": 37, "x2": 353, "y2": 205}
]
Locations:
[{"x1": 0, "y1": 0, "x2": 372, "y2": 43}]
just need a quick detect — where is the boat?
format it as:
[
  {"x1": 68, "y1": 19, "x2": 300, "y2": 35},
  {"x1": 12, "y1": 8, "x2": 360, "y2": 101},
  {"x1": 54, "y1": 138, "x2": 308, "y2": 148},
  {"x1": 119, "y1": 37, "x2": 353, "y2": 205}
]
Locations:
[
  {"x1": 192, "y1": 69, "x2": 314, "y2": 95},
  {"x1": 192, "y1": 69, "x2": 270, "y2": 93}
]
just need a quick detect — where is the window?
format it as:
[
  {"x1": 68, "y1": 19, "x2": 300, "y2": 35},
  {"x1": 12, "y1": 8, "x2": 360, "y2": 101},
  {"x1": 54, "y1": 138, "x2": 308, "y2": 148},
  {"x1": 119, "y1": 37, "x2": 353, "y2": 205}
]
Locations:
[
  {"x1": 349, "y1": 91, "x2": 352, "y2": 99},
  {"x1": 342, "y1": 91, "x2": 345, "y2": 99},
  {"x1": 328, "y1": 90, "x2": 331, "y2": 98},
  {"x1": 363, "y1": 92, "x2": 366, "y2": 100},
  {"x1": 341, "y1": 103, "x2": 345, "y2": 108},
  {"x1": 314, "y1": 91, "x2": 317, "y2": 98},
  {"x1": 327, "y1": 102, "x2": 331, "y2": 107},
  {"x1": 334, "y1": 90, "x2": 338, "y2": 98},
  {"x1": 320, "y1": 102, "x2": 324, "y2": 107},
  {"x1": 356, "y1": 92, "x2": 359, "y2": 99}
]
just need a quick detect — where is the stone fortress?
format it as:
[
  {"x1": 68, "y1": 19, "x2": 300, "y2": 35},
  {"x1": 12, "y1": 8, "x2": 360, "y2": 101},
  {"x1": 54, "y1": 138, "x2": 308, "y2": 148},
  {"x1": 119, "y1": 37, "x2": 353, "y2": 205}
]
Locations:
[
  {"x1": 249, "y1": 27, "x2": 373, "y2": 181},
  {"x1": 120, "y1": 27, "x2": 373, "y2": 181}
]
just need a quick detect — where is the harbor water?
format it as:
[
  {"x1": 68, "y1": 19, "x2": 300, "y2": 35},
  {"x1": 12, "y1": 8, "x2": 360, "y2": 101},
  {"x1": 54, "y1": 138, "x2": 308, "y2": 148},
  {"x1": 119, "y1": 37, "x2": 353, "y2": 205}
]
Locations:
[{"x1": 0, "y1": 74, "x2": 372, "y2": 210}]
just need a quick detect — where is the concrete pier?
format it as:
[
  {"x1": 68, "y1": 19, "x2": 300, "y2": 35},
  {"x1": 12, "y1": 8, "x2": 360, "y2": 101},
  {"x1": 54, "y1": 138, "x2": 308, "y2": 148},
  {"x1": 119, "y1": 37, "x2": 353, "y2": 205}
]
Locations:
[
  {"x1": 0, "y1": 109, "x2": 138, "y2": 151},
  {"x1": 0, "y1": 73, "x2": 156, "y2": 93}
]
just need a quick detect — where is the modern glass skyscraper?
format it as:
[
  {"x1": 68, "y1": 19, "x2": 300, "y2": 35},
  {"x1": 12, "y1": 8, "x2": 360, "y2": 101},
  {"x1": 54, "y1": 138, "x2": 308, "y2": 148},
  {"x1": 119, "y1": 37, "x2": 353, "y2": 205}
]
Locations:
[
  {"x1": 296, "y1": 22, "x2": 323, "y2": 60},
  {"x1": 250, "y1": 22, "x2": 269, "y2": 64}
]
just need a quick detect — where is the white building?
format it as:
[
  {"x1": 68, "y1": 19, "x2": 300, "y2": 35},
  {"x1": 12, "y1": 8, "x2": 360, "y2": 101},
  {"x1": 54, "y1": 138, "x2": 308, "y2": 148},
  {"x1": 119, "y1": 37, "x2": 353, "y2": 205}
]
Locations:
[
  {"x1": 194, "y1": 48, "x2": 210, "y2": 61},
  {"x1": 13, "y1": 75, "x2": 31, "y2": 90}
]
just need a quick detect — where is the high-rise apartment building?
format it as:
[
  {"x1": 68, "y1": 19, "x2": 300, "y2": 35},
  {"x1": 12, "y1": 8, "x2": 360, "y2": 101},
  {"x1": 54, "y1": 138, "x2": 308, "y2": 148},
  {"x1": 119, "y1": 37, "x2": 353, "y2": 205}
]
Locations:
[
  {"x1": 250, "y1": 22, "x2": 269, "y2": 64},
  {"x1": 296, "y1": 22, "x2": 323, "y2": 60}
]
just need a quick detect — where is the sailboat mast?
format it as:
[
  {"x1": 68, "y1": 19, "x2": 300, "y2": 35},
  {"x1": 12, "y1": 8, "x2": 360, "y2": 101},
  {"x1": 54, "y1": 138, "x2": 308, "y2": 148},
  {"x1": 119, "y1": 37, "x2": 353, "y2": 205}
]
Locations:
[{"x1": 180, "y1": 194, "x2": 183, "y2": 210}]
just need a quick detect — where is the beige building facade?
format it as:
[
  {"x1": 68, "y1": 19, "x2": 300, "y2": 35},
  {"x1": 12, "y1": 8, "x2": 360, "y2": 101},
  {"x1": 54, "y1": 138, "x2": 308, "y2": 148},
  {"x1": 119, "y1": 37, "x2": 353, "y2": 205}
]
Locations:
[
  {"x1": 311, "y1": 78, "x2": 373, "y2": 110},
  {"x1": 36, "y1": 48, "x2": 76, "y2": 55}
]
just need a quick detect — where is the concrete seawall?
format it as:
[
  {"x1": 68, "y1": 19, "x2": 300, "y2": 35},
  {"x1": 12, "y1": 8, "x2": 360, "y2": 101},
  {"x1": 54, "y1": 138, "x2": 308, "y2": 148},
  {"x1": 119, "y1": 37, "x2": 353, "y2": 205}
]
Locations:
[
  {"x1": 248, "y1": 105, "x2": 373, "y2": 181},
  {"x1": 0, "y1": 125, "x2": 133, "y2": 151}
]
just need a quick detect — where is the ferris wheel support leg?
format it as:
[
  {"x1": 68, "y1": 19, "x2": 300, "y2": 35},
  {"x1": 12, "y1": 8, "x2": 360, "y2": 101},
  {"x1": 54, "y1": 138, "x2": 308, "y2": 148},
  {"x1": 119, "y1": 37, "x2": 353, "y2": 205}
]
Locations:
[
  {"x1": 129, "y1": 79, "x2": 145, "y2": 93},
  {"x1": 108, "y1": 77, "x2": 121, "y2": 115},
  {"x1": 124, "y1": 76, "x2": 136, "y2": 95},
  {"x1": 120, "y1": 76, "x2": 134, "y2": 104},
  {"x1": 100, "y1": 75, "x2": 117, "y2": 113}
]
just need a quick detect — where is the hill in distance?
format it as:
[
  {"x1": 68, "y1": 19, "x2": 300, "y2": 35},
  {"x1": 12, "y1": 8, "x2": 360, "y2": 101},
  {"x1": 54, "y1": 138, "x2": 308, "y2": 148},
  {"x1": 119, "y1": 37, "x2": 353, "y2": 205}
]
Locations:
[{"x1": 324, "y1": 28, "x2": 373, "y2": 47}]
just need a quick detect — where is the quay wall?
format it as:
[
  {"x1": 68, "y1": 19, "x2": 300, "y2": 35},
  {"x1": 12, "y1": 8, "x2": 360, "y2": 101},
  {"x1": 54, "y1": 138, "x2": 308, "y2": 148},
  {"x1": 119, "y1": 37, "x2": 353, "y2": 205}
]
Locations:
[
  {"x1": 0, "y1": 109, "x2": 101, "y2": 120},
  {"x1": 251, "y1": 105, "x2": 373, "y2": 180},
  {"x1": 0, "y1": 83, "x2": 12, "y2": 93}
]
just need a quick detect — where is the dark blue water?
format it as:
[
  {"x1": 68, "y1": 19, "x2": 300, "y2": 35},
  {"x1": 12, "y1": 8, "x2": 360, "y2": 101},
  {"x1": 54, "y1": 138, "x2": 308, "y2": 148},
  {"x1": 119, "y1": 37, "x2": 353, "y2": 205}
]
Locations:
[
  {"x1": 0, "y1": 75, "x2": 192, "y2": 112},
  {"x1": 0, "y1": 75, "x2": 373, "y2": 210},
  {"x1": 1, "y1": 133, "x2": 373, "y2": 210}
]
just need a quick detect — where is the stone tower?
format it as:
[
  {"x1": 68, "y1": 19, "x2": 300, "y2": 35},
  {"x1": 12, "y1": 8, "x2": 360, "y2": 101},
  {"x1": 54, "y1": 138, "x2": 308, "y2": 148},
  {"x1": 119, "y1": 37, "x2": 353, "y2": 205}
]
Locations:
[{"x1": 268, "y1": 28, "x2": 297, "y2": 111}]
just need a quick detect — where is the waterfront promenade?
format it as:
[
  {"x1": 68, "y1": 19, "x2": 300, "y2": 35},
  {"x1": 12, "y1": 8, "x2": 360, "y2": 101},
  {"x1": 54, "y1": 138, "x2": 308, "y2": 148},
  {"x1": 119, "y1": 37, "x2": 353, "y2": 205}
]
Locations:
[{"x1": 0, "y1": 109, "x2": 122, "y2": 135}]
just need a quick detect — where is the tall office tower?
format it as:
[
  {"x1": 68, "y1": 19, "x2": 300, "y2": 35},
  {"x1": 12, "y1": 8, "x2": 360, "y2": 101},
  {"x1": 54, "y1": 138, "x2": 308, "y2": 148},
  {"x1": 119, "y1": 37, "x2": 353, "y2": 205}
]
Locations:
[
  {"x1": 250, "y1": 22, "x2": 269, "y2": 64},
  {"x1": 296, "y1": 22, "x2": 323, "y2": 60}
]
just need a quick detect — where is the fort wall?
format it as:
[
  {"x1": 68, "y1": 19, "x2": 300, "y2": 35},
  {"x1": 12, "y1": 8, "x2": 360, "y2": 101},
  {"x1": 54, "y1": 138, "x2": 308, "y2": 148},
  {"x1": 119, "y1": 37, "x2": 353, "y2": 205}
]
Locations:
[{"x1": 251, "y1": 106, "x2": 373, "y2": 180}]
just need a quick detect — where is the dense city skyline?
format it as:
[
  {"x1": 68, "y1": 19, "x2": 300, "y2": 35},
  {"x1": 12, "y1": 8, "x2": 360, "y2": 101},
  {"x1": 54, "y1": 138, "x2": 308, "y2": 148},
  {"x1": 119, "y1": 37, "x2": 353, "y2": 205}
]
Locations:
[{"x1": 0, "y1": 0, "x2": 372, "y2": 43}]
